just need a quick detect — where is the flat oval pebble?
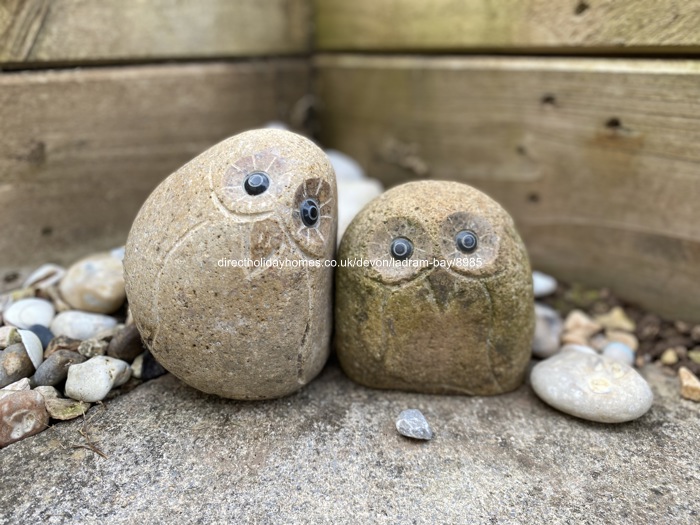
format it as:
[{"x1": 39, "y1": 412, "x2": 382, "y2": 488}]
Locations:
[
  {"x1": 532, "y1": 271, "x2": 558, "y2": 298},
  {"x1": 531, "y1": 348, "x2": 653, "y2": 423},
  {"x1": 65, "y1": 356, "x2": 131, "y2": 402},
  {"x1": 532, "y1": 303, "x2": 563, "y2": 358},
  {"x1": 44, "y1": 397, "x2": 90, "y2": 421},
  {"x1": 601, "y1": 341, "x2": 635, "y2": 367},
  {"x1": 3, "y1": 298, "x2": 55, "y2": 329},
  {"x1": 59, "y1": 253, "x2": 126, "y2": 313},
  {"x1": 50, "y1": 311, "x2": 117, "y2": 341},
  {"x1": 17, "y1": 330, "x2": 44, "y2": 369},
  {"x1": 396, "y1": 409, "x2": 433, "y2": 440}
]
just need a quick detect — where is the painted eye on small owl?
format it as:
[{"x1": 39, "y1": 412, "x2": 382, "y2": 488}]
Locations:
[
  {"x1": 300, "y1": 198, "x2": 320, "y2": 227},
  {"x1": 390, "y1": 237, "x2": 413, "y2": 260},
  {"x1": 455, "y1": 230, "x2": 478, "y2": 254},
  {"x1": 243, "y1": 171, "x2": 270, "y2": 196}
]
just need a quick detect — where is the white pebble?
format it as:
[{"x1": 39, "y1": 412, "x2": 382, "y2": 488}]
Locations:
[
  {"x1": 561, "y1": 344, "x2": 598, "y2": 355},
  {"x1": 131, "y1": 352, "x2": 145, "y2": 379},
  {"x1": 326, "y1": 149, "x2": 366, "y2": 181},
  {"x1": 337, "y1": 179, "x2": 384, "y2": 241},
  {"x1": 22, "y1": 263, "x2": 66, "y2": 290},
  {"x1": 3, "y1": 298, "x2": 55, "y2": 329},
  {"x1": 602, "y1": 341, "x2": 635, "y2": 367},
  {"x1": 263, "y1": 121, "x2": 289, "y2": 130},
  {"x1": 50, "y1": 311, "x2": 118, "y2": 341},
  {"x1": 65, "y1": 356, "x2": 131, "y2": 402},
  {"x1": 110, "y1": 246, "x2": 125, "y2": 261},
  {"x1": 530, "y1": 347, "x2": 653, "y2": 423},
  {"x1": 532, "y1": 271, "x2": 558, "y2": 298},
  {"x1": 17, "y1": 329, "x2": 44, "y2": 369},
  {"x1": 532, "y1": 303, "x2": 563, "y2": 358}
]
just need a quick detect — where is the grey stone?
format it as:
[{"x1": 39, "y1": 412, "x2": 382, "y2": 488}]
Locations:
[
  {"x1": 396, "y1": 408, "x2": 433, "y2": 440},
  {"x1": 140, "y1": 350, "x2": 166, "y2": 381},
  {"x1": 33, "y1": 350, "x2": 86, "y2": 387},
  {"x1": 533, "y1": 303, "x2": 563, "y2": 358},
  {"x1": 531, "y1": 348, "x2": 653, "y2": 423},
  {"x1": 0, "y1": 344, "x2": 35, "y2": 388},
  {"x1": 0, "y1": 363, "x2": 697, "y2": 523},
  {"x1": 27, "y1": 324, "x2": 54, "y2": 350}
]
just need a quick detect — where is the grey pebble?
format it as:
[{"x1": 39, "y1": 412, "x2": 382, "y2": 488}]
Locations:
[
  {"x1": 396, "y1": 409, "x2": 433, "y2": 440},
  {"x1": 141, "y1": 350, "x2": 167, "y2": 381},
  {"x1": 32, "y1": 350, "x2": 86, "y2": 387},
  {"x1": 533, "y1": 303, "x2": 563, "y2": 358},
  {"x1": 28, "y1": 324, "x2": 54, "y2": 350}
]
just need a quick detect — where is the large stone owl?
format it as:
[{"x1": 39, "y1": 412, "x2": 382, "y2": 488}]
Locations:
[
  {"x1": 124, "y1": 129, "x2": 337, "y2": 399},
  {"x1": 335, "y1": 181, "x2": 533, "y2": 395}
]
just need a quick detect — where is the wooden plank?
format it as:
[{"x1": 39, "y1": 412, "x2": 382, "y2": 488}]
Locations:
[
  {"x1": 315, "y1": 0, "x2": 700, "y2": 54},
  {"x1": 0, "y1": 60, "x2": 310, "y2": 290},
  {"x1": 0, "y1": 0, "x2": 310, "y2": 65},
  {"x1": 315, "y1": 54, "x2": 700, "y2": 322}
]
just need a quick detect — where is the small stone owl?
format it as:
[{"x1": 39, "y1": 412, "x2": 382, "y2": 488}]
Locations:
[
  {"x1": 335, "y1": 181, "x2": 534, "y2": 395},
  {"x1": 124, "y1": 129, "x2": 337, "y2": 399}
]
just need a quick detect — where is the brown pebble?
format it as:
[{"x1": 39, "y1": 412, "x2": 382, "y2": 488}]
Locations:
[
  {"x1": 692, "y1": 325, "x2": 700, "y2": 343},
  {"x1": 0, "y1": 344, "x2": 35, "y2": 389},
  {"x1": 660, "y1": 348, "x2": 679, "y2": 366},
  {"x1": 679, "y1": 366, "x2": 700, "y2": 402},
  {"x1": 0, "y1": 390, "x2": 48, "y2": 447},
  {"x1": 44, "y1": 335, "x2": 81, "y2": 358},
  {"x1": 107, "y1": 324, "x2": 144, "y2": 363},
  {"x1": 561, "y1": 331, "x2": 591, "y2": 347},
  {"x1": 564, "y1": 310, "x2": 602, "y2": 338}
]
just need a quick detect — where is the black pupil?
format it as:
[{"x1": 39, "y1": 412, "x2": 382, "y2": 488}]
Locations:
[
  {"x1": 390, "y1": 237, "x2": 413, "y2": 261},
  {"x1": 456, "y1": 230, "x2": 478, "y2": 253},
  {"x1": 300, "y1": 199, "x2": 320, "y2": 227},
  {"x1": 244, "y1": 172, "x2": 270, "y2": 196}
]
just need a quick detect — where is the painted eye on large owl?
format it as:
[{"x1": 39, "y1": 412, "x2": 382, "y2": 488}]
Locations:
[
  {"x1": 440, "y1": 212, "x2": 500, "y2": 276},
  {"x1": 366, "y1": 218, "x2": 430, "y2": 285},
  {"x1": 390, "y1": 237, "x2": 413, "y2": 260},
  {"x1": 243, "y1": 171, "x2": 270, "y2": 196},
  {"x1": 285, "y1": 178, "x2": 334, "y2": 257},
  {"x1": 212, "y1": 150, "x2": 294, "y2": 214}
]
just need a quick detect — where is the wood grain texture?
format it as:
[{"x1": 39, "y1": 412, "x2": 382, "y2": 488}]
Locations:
[
  {"x1": 316, "y1": 54, "x2": 700, "y2": 322},
  {"x1": 0, "y1": 0, "x2": 310, "y2": 65},
  {"x1": 0, "y1": 60, "x2": 310, "y2": 290},
  {"x1": 315, "y1": 0, "x2": 700, "y2": 53}
]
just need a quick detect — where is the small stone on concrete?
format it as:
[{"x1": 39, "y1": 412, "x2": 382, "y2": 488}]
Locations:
[{"x1": 396, "y1": 409, "x2": 433, "y2": 440}]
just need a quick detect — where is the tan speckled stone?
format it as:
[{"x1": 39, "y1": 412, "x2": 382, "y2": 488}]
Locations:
[
  {"x1": 124, "y1": 129, "x2": 337, "y2": 399},
  {"x1": 335, "y1": 181, "x2": 534, "y2": 395}
]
